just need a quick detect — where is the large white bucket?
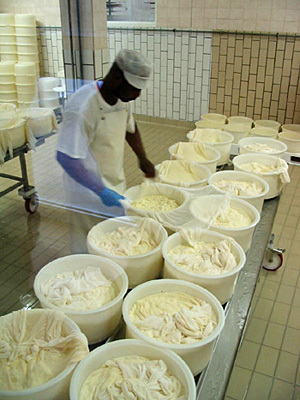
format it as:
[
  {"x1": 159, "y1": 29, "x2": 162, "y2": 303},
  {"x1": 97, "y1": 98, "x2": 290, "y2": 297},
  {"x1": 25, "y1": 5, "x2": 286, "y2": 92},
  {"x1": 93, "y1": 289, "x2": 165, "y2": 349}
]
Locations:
[
  {"x1": 87, "y1": 216, "x2": 168, "y2": 288},
  {"x1": 239, "y1": 136, "x2": 287, "y2": 157},
  {"x1": 0, "y1": 91, "x2": 17, "y2": 101},
  {"x1": 227, "y1": 116, "x2": 253, "y2": 129},
  {"x1": 233, "y1": 153, "x2": 289, "y2": 199},
  {"x1": 14, "y1": 14, "x2": 36, "y2": 26},
  {"x1": 278, "y1": 130, "x2": 300, "y2": 153},
  {"x1": 122, "y1": 279, "x2": 225, "y2": 375},
  {"x1": 254, "y1": 119, "x2": 281, "y2": 132},
  {"x1": 16, "y1": 107, "x2": 57, "y2": 137},
  {"x1": 0, "y1": 14, "x2": 15, "y2": 25},
  {"x1": 162, "y1": 229, "x2": 246, "y2": 304},
  {"x1": 0, "y1": 102, "x2": 16, "y2": 118},
  {"x1": 224, "y1": 123, "x2": 250, "y2": 144},
  {"x1": 201, "y1": 112, "x2": 227, "y2": 124},
  {"x1": 0, "y1": 34, "x2": 16, "y2": 44},
  {"x1": 190, "y1": 194, "x2": 260, "y2": 252},
  {"x1": 195, "y1": 119, "x2": 225, "y2": 129},
  {"x1": 15, "y1": 61, "x2": 37, "y2": 75},
  {"x1": 34, "y1": 254, "x2": 128, "y2": 344},
  {"x1": 250, "y1": 126, "x2": 278, "y2": 139},
  {"x1": 38, "y1": 77, "x2": 60, "y2": 91},
  {"x1": 70, "y1": 339, "x2": 196, "y2": 400},
  {"x1": 208, "y1": 170, "x2": 269, "y2": 213}
]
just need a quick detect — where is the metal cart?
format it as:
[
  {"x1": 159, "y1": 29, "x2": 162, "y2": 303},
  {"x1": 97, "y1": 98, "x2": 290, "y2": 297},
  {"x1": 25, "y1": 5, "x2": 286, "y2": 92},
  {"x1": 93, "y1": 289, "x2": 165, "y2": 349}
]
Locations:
[{"x1": 0, "y1": 132, "x2": 56, "y2": 214}]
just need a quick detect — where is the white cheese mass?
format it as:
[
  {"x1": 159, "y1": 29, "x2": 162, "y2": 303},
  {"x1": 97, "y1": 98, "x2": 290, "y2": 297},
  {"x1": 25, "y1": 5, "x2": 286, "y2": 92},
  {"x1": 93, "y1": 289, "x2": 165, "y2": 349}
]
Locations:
[
  {"x1": 129, "y1": 292, "x2": 217, "y2": 344},
  {"x1": 79, "y1": 355, "x2": 186, "y2": 400},
  {"x1": 173, "y1": 142, "x2": 210, "y2": 162},
  {"x1": 0, "y1": 309, "x2": 89, "y2": 391},
  {"x1": 89, "y1": 224, "x2": 158, "y2": 256},
  {"x1": 131, "y1": 195, "x2": 179, "y2": 212},
  {"x1": 158, "y1": 160, "x2": 202, "y2": 184},
  {"x1": 214, "y1": 179, "x2": 263, "y2": 197},
  {"x1": 243, "y1": 143, "x2": 278, "y2": 153},
  {"x1": 213, "y1": 206, "x2": 253, "y2": 228},
  {"x1": 168, "y1": 238, "x2": 237, "y2": 275},
  {"x1": 40, "y1": 266, "x2": 117, "y2": 310}
]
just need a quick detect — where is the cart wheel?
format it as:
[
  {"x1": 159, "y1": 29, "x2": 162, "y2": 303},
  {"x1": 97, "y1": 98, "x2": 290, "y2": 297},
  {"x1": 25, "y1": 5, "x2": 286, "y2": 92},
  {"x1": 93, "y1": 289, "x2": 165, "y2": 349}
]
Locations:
[
  {"x1": 25, "y1": 194, "x2": 39, "y2": 214},
  {"x1": 263, "y1": 253, "x2": 283, "y2": 271}
]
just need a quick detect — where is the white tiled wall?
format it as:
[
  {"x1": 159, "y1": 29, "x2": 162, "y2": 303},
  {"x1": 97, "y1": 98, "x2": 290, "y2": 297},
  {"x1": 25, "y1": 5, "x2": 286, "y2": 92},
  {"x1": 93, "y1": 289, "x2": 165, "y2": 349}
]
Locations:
[
  {"x1": 38, "y1": 27, "x2": 64, "y2": 77},
  {"x1": 108, "y1": 28, "x2": 212, "y2": 121}
]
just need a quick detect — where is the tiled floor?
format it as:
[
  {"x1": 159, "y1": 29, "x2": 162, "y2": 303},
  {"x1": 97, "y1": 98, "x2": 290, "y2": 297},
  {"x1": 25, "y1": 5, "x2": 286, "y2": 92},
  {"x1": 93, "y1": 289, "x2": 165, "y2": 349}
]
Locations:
[{"x1": 0, "y1": 119, "x2": 299, "y2": 399}]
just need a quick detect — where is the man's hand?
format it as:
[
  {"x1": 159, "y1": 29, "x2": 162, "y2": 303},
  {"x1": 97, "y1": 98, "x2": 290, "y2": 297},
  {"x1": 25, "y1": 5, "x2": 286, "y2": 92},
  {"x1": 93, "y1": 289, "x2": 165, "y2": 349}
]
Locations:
[
  {"x1": 139, "y1": 157, "x2": 155, "y2": 178},
  {"x1": 99, "y1": 188, "x2": 125, "y2": 207}
]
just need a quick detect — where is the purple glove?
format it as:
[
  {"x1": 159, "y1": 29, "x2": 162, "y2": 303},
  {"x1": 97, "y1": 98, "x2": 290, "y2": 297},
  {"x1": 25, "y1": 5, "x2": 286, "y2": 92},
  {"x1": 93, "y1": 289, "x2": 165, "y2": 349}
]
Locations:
[{"x1": 99, "y1": 188, "x2": 125, "y2": 207}]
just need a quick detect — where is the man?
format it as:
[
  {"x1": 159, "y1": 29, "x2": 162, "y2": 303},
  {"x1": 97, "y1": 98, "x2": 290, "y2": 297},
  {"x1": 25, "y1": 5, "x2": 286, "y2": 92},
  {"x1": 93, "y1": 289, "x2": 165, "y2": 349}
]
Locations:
[{"x1": 56, "y1": 49, "x2": 155, "y2": 252}]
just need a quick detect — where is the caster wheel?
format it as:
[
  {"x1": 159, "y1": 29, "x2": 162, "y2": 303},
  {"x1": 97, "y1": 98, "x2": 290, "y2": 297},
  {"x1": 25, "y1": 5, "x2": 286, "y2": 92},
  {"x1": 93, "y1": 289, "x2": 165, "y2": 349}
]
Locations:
[
  {"x1": 25, "y1": 194, "x2": 39, "y2": 214},
  {"x1": 263, "y1": 253, "x2": 283, "y2": 271}
]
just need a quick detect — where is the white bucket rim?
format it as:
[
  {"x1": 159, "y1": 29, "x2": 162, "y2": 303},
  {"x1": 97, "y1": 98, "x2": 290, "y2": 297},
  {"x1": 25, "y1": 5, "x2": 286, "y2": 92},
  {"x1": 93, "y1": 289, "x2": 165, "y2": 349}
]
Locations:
[
  {"x1": 33, "y1": 254, "x2": 129, "y2": 316},
  {"x1": 238, "y1": 136, "x2": 288, "y2": 154},
  {"x1": 278, "y1": 131, "x2": 300, "y2": 143},
  {"x1": 87, "y1": 216, "x2": 168, "y2": 261},
  {"x1": 187, "y1": 129, "x2": 234, "y2": 145},
  {"x1": 162, "y1": 229, "x2": 246, "y2": 280},
  {"x1": 122, "y1": 279, "x2": 225, "y2": 349},
  {"x1": 233, "y1": 153, "x2": 289, "y2": 176}
]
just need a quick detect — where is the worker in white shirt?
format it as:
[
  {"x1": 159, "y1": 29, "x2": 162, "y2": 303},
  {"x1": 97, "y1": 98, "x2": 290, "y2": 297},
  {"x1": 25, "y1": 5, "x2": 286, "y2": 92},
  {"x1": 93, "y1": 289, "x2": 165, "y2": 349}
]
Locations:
[{"x1": 57, "y1": 49, "x2": 155, "y2": 253}]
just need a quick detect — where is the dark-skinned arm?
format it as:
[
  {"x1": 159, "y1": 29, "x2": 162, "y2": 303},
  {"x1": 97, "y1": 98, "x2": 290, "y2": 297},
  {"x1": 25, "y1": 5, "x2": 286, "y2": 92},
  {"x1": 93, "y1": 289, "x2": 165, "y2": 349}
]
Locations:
[
  {"x1": 56, "y1": 151, "x2": 124, "y2": 207},
  {"x1": 125, "y1": 123, "x2": 155, "y2": 178}
]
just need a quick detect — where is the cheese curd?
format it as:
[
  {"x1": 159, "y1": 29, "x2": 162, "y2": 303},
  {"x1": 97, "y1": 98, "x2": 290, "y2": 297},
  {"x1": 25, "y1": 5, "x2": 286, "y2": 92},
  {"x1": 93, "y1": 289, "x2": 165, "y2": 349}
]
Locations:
[
  {"x1": 168, "y1": 239, "x2": 237, "y2": 275},
  {"x1": 214, "y1": 179, "x2": 263, "y2": 197},
  {"x1": 131, "y1": 195, "x2": 179, "y2": 212},
  {"x1": 213, "y1": 206, "x2": 253, "y2": 228},
  {"x1": 80, "y1": 355, "x2": 185, "y2": 400},
  {"x1": 0, "y1": 309, "x2": 88, "y2": 391},
  {"x1": 129, "y1": 292, "x2": 217, "y2": 344},
  {"x1": 243, "y1": 143, "x2": 278, "y2": 153},
  {"x1": 91, "y1": 225, "x2": 158, "y2": 256},
  {"x1": 41, "y1": 266, "x2": 117, "y2": 311}
]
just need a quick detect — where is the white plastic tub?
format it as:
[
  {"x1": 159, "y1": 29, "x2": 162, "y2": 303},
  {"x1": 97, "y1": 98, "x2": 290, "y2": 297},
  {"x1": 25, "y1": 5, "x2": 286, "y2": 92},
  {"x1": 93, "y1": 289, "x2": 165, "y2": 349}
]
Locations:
[
  {"x1": 187, "y1": 129, "x2": 234, "y2": 165},
  {"x1": 16, "y1": 34, "x2": 38, "y2": 45},
  {"x1": 228, "y1": 116, "x2": 253, "y2": 129},
  {"x1": 39, "y1": 77, "x2": 60, "y2": 91},
  {"x1": 224, "y1": 123, "x2": 250, "y2": 144},
  {"x1": 281, "y1": 124, "x2": 300, "y2": 133},
  {"x1": 18, "y1": 52, "x2": 39, "y2": 62},
  {"x1": 15, "y1": 61, "x2": 36, "y2": 75},
  {"x1": 15, "y1": 26, "x2": 36, "y2": 35},
  {"x1": 233, "y1": 153, "x2": 289, "y2": 199},
  {"x1": 0, "y1": 91, "x2": 17, "y2": 101},
  {"x1": 0, "y1": 74, "x2": 14, "y2": 84},
  {"x1": 278, "y1": 130, "x2": 300, "y2": 153},
  {"x1": 122, "y1": 279, "x2": 225, "y2": 375},
  {"x1": 190, "y1": 195, "x2": 260, "y2": 252},
  {"x1": 0, "y1": 25, "x2": 15, "y2": 35},
  {"x1": 17, "y1": 91, "x2": 39, "y2": 103},
  {"x1": 254, "y1": 119, "x2": 281, "y2": 132},
  {"x1": 0, "y1": 82, "x2": 16, "y2": 91},
  {"x1": 0, "y1": 102, "x2": 16, "y2": 118},
  {"x1": 87, "y1": 216, "x2": 168, "y2": 288},
  {"x1": 0, "y1": 43, "x2": 17, "y2": 53},
  {"x1": 162, "y1": 230, "x2": 246, "y2": 304},
  {"x1": 70, "y1": 339, "x2": 196, "y2": 400},
  {"x1": 195, "y1": 119, "x2": 225, "y2": 129},
  {"x1": 16, "y1": 107, "x2": 57, "y2": 136},
  {"x1": 156, "y1": 160, "x2": 211, "y2": 189},
  {"x1": 0, "y1": 34, "x2": 16, "y2": 44},
  {"x1": 169, "y1": 142, "x2": 221, "y2": 173},
  {"x1": 39, "y1": 90, "x2": 59, "y2": 100},
  {"x1": 0, "y1": 61, "x2": 15, "y2": 75},
  {"x1": 15, "y1": 14, "x2": 36, "y2": 26},
  {"x1": 1, "y1": 52, "x2": 17, "y2": 61},
  {"x1": 250, "y1": 126, "x2": 278, "y2": 139},
  {"x1": 15, "y1": 74, "x2": 37, "y2": 85},
  {"x1": 208, "y1": 170, "x2": 269, "y2": 213},
  {"x1": 18, "y1": 100, "x2": 39, "y2": 108},
  {"x1": 0, "y1": 14, "x2": 15, "y2": 25},
  {"x1": 16, "y1": 83, "x2": 37, "y2": 94},
  {"x1": 201, "y1": 112, "x2": 227, "y2": 124},
  {"x1": 0, "y1": 309, "x2": 87, "y2": 400},
  {"x1": 40, "y1": 97, "x2": 60, "y2": 108},
  {"x1": 17, "y1": 43, "x2": 38, "y2": 54},
  {"x1": 34, "y1": 254, "x2": 128, "y2": 344},
  {"x1": 239, "y1": 136, "x2": 287, "y2": 157},
  {"x1": 0, "y1": 117, "x2": 26, "y2": 157}
]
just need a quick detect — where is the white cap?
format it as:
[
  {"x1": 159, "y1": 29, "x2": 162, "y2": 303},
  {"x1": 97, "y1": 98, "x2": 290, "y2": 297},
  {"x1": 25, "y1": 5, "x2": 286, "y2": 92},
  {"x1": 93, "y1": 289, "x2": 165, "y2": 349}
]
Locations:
[{"x1": 115, "y1": 49, "x2": 152, "y2": 90}]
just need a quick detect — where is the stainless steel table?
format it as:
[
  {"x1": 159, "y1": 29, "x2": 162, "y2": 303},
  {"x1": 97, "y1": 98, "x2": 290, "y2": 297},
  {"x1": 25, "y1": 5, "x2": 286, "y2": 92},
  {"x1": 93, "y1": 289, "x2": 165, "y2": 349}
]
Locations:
[{"x1": 196, "y1": 197, "x2": 279, "y2": 400}]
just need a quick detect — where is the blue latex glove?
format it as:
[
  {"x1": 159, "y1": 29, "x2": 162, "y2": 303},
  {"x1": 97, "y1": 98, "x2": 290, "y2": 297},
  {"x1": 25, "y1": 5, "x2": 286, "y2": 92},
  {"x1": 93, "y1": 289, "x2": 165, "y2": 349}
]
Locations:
[{"x1": 99, "y1": 188, "x2": 125, "y2": 207}]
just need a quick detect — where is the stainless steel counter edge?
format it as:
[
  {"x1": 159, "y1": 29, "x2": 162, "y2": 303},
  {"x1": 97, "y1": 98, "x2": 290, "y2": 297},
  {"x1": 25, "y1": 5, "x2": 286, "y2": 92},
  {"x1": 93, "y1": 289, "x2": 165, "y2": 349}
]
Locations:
[{"x1": 196, "y1": 197, "x2": 279, "y2": 400}]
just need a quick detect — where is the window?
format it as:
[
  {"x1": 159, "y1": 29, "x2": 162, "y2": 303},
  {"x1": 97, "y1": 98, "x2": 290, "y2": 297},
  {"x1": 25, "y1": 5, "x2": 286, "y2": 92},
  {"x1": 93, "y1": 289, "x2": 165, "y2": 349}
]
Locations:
[{"x1": 106, "y1": 0, "x2": 155, "y2": 22}]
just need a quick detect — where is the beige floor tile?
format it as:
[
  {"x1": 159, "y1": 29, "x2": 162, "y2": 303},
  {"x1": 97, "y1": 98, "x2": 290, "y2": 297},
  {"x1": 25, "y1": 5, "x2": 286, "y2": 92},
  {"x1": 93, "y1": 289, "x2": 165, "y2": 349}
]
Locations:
[
  {"x1": 270, "y1": 302, "x2": 291, "y2": 325},
  {"x1": 281, "y1": 227, "x2": 297, "y2": 240},
  {"x1": 282, "y1": 327, "x2": 300, "y2": 355},
  {"x1": 276, "y1": 284, "x2": 296, "y2": 305},
  {"x1": 287, "y1": 254, "x2": 300, "y2": 271},
  {"x1": 297, "y1": 367, "x2": 300, "y2": 386},
  {"x1": 293, "y1": 385, "x2": 300, "y2": 400},
  {"x1": 245, "y1": 372, "x2": 272, "y2": 400},
  {"x1": 260, "y1": 280, "x2": 280, "y2": 301},
  {"x1": 253, "y1": 297, "x2": 274, "y2": 320},
  {"x1": 226, "y1": 366, "x2": 252, "y2": 400},
  {"x1": 263, "y1": 322, "x2": 285, "y2": 349},
  {"x1": 255, "y1": 345, "x2": 279, "y2": 376},
  {"x1": 288, "y1": 306, "x2": 300, "y2": 329},
  {"x1": 282, "y1": 268, "x2": 300, "y2": 287},
  {"x1": 269, "y1": 379, "x2": 294, "y2": 400},
  {"x1": 236, "y1": 340, "x2": 260, "y2": 370},
  {"x1": 245, "y1": 317, "x2": 268, "y2": 343},
  {"x1": 265, "y1": 267, "x2": 285, "y2": 283},
  {"x1": 275, "y1": 351, "x2": 298, "y2": 383},
  {"x1": 292, "y1": 288, "x2": 300, "y2": 307}
]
